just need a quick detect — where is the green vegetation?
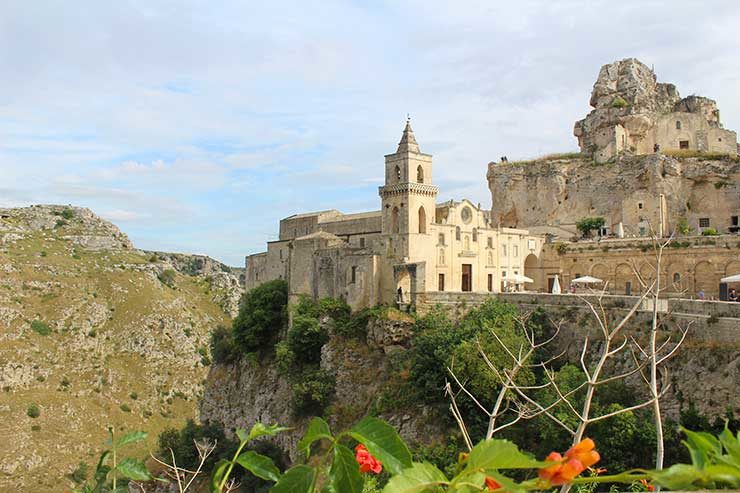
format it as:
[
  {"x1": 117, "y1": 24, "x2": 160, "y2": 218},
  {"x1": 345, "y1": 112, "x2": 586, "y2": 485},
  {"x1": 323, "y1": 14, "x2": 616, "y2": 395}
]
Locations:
[
  {"x1": 210, "y1": 325, "x2": 238, "y2": 365},
  {"x1": 576, "y1": 216, "x2": 605, "y2": 238},
  {"x1": 233, "y1": 279, "x2": 288, "y2": 351},
  {"x1": 611, "y1": 95, "x2": 628, "y2": 108},
  {"x1": 73, "y1": 429, "x2": 152, "y2": 492},
  {"x1": 157, "y1": 419, "x2": 238, "y2": 471},
  {"x1": 61, "y1": 208, "x2": 75, "y2": 220},
  {"x1": 702, "y1": 227, "x2": 720, "y2": 236},
  {"x1": 30, "y1": 319, "x2": 51, "y2": 336},
  {"x1": 664, "y1": 150, "x2": 740, "y2": 162},
  {"x1": 27, "y1": 403, "x2": 41, "y2": 418},
  {"x1": 157, "y1": 268, "x2": 177, "y2": 288},
  {"x1": 506, "y1": 152, "x2": 584, "y2": 166},
  {"x1": 714, "y1": 180, "x2": 731, "y2": 189},
  {"x1": 69, "y1": 462, "x2": 88, "y2": 484},
  {"x1": 676, "y1": 217, "x2": 692, "y2": 236}
]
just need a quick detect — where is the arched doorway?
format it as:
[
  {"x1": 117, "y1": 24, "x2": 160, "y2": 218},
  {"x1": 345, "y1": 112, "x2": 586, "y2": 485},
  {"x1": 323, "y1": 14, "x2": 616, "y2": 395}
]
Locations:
[{"x1": 524, "y1": 254, "x2": 540, "y2": 291}]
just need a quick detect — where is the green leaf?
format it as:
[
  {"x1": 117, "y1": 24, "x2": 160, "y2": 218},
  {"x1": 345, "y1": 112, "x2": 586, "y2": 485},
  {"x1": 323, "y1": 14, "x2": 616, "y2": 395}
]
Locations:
[
  {"x1": 270, "y1": 464, "x2": 315, "y2": 493},
  {"x1": 95, "y1": 450, "x2": 111, "y2": 473},
  {"x1": 382, "y1": 462, "x2": 447, "y2": 493},
  {"x1": 210, "y1": 459, "x2": 231, "y2": 493},
  {"x1": 115, "y1": 457, "x2": 152, "y2": 481},
  {"x1": 704, "y1": 464, "x2": 740, "y2": 488},
  {"x1": 682, "y1": 427, "x2": 722, "y2": 469},
  {"x1": 350, "y1": 417, "x2": 412, "y2": 475},
  {"x1": 235, "y1": 450, "x2": 281, "y2": 482},
  {"x1": 330, "y1": 444, "x2": 363, "y2": 493},
  {"x1": 465, "y1": 439, "x2": 546, "y2": 472},
  {"x1": 298, "y1": 417, "x2": 334, "y2": 456},
  {"x1": 238, "y1": 423, "x2": 291, "y2": 443},
  {"x1": 719, "y1": 426, "x2": 740, "y2": 464},
  {"x1": 652, "y1": 464, "x2": 702, "y2": 490},
  {"x1": 115, "y1": 431, "x2": 148, "y2": 448}
]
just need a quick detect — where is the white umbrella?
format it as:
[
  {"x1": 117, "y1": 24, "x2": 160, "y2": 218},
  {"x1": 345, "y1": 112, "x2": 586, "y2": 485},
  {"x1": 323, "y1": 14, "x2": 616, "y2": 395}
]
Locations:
[
  {"x1": 572, "y1": 275, "x2": 603, "y2": 285},
  {"x1": 551, "y1": 275, "x2": 561, "y2": 294},
  {"x1": 503, "y1": 274, "x2": 534, "y2": 284},
  {"x1": 721, "y1": 274, "x2": 740, "y2": 283}
]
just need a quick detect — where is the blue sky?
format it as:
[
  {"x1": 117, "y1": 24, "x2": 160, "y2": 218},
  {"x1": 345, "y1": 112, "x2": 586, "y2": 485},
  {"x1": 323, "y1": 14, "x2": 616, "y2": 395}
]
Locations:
[{"x1": 1, "y1": 1, "x2": 739, "y2": 266}]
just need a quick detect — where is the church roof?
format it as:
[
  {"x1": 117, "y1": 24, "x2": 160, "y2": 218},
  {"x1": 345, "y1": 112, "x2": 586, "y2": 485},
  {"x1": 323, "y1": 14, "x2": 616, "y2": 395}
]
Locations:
[{"x1": 397, "y1": 118, "x2": 420, "y2": 153}]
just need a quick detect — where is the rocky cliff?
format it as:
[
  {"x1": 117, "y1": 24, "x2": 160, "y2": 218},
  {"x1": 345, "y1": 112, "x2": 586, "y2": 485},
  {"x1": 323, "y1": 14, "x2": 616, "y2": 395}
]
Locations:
[
  {"x1": 488, "y1": 153, "x2": 740, "y2": 237},
  {"x1": 0, "y1": 205, "x2": 243, "y2": 492}
]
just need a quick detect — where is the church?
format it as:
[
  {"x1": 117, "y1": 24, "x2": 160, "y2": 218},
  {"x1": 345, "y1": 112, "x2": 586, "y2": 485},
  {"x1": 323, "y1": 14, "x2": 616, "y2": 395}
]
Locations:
[{"x1": 245, "y1": 120, "x2": 544, "y2": 310}]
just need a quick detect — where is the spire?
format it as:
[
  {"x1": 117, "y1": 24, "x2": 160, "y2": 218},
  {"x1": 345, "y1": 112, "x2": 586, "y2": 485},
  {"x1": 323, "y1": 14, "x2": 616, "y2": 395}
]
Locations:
[{"x1": 397, "y1": 116, "x2": 420, "y2": 153}]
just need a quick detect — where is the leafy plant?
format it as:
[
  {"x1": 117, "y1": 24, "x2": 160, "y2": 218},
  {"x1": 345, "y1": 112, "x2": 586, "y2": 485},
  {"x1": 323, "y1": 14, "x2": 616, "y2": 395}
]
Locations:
[
  {"x1": 576, "y1": 217, "x2": 605, "y2": 238},
  {"x1": 611, "y1": 96, "x2": 628, "y2": 108},
  {"x1": 158, "y1": 269, "x2": 177, "y2": 288},
  {"x1": 232, "y1": 279, "x2": 288, "y2": 352},
  {"x1": 61, "y1": 208, "x2": 75, "y2": 220},
  {"x1": 702, "y1": 227, "x2": 720, "y2": 236},
  {"x1": 27, "y1": 403, "x2": 41, "y2": 418},
  {"x1": 30, "y1": 319, "x2": 51, "y2": 336}
]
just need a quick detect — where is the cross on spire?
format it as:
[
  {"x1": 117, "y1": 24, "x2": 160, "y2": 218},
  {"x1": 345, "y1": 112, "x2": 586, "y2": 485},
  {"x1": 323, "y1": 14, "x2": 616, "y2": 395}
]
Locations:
[{"x1": 397, "y1": 116, "x2": 419, "y2": 153}]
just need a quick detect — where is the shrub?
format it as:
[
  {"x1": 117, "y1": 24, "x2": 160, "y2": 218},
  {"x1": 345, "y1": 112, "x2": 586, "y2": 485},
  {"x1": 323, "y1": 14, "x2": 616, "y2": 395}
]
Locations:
[
  {"x1": 291, "y1": 368, "x2": 336, "y2": 415},
  {"x1": 210, "y1": 325, "x2": 238, "y2": 364},
  {"x1": 233, "y1": 279, "x2": 288, "y2": 351},
  {"x1": 197, "y1": 346, "x2": 210, "y2": 366},
  {"x1": 158, "y1": 269, "x2": 177, "y2": 288},
  {"x1": 27, "y1": 404, "x2": 40, "y2": 418},
  {"x1": 30, "y1": 320, "x2": 51, "y2": 336},
  {"x1": 701, "y1": 227, "x2": 720, "y2": 236},
  {"x1": 576, "y1": 217, "x2": 605, "y2": 238},
  {"x1": 70, "y1": 462, "x2": 88, "y2": 484},
  {"x1": 55, "y1": 219, "x2": 67, "y2": 228},
  {"x1": 31, "y1": 424, "x2": 41, "y2": 431},
  {"x1": 611, "y1": 96, "x2": 628, "y2": 108},
  {"x1": 61, "y1": 208, "x2": 75, "y2": 220},
  {"x1": 555, "y1": 242, "x2": 568, "y2": 255},
  {"x1": 157, "y1": 419, "x2": 237, "y2": 471},
  {"x1": 287, "y1": 315, "x2": 328, "y2": 365},
  {"x1": 120, "y1": 404, "x2": 131, "y2": 413},
  {"x1": 275, "y1": 341, "x2": 295, "y2": 376},
  {"x1": 130, "y1": 392, "x2": 138, "y2": 400}
]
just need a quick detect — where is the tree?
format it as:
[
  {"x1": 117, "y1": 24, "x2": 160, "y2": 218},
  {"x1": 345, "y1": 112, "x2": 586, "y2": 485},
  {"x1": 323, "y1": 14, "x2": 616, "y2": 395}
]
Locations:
[
  {"x1": 575, "y1": 217, "x2": 605, "y2": 238},
  {"x1": 233, "y1": 279, "x2": 288, "y2": 351}
]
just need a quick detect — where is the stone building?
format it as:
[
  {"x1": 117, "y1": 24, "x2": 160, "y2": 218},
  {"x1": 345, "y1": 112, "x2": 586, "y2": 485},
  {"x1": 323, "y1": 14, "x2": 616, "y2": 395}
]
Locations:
[
  {"x1": 574, "y1": 58, "x2": 737, "y2": 163},
  {"x1": 246, "y1": 120, "x2": 544, "y2": 310}
]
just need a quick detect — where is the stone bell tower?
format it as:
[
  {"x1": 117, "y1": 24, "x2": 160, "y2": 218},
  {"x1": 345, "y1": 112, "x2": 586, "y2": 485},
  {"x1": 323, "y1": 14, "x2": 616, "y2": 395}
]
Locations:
[{"x1": 379, "y1": 119, "x2": 438, "y2": 257}]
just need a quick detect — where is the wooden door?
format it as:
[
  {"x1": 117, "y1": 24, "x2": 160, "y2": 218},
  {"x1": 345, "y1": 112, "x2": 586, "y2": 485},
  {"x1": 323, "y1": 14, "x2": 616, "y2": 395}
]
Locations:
[{"x1": 462, "y1": 264, "x2": 472, "y2": 292}]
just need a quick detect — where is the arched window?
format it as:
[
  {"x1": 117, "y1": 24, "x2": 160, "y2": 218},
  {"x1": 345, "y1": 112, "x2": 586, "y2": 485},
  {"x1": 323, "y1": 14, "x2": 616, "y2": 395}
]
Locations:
[
  {"x1": 417, "y1": 165, "x2": 424, "y2": 183},
  {"x1": 672, "y1": 272, "x2": 681, "y2": 284},
  {"x1": 391, "y1": 207, "x2": 399, "y2": 234},
  {"x1": 439, "y1": 248, "x2": 445, "y2": 265},
  {"x1": 472, "y1": 228, "x2": 478, "y2": 242},
  {"x1": 418, "y1": 206, "x2": 426, "y2": 234},
  {"x1": 395, "y1": 165, "x2": 401, "y2": 181},
  {"x1": 455, "y1": 226, "x2": 461, "y2": 241}
]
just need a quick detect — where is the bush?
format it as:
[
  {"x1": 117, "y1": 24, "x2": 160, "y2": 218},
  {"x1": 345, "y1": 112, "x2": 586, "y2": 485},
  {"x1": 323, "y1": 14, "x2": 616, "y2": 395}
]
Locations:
[
  {"x1": 158, "y1": 269, "x2": 177, "y2": 288},
  {"x1": 30, "y1": 320, "x2": 51, "y2": 336},
  {"x1": 701, "y1": 227, "x2": 720, "y2": 236},
  {"x1": 288, "y1": 315, "x2": 328, "y2": 365},
  {"x1": 275, "y1": 341, "x2": 295, "y2": 376},
  {"x1": 157, "y1": 419, "x2": 238, "y2": 471},
  {"x1": 70, "y1": 462, "x2": 88, "y2": 484},
  {"x1": 611, "y1": 96, "x2": 628, "y2": 108},
  {"x1": 61, "y1": 208, "x2": 75, "y2": 220},
  {"x1": 576, "y1": 217, "x2": 605, "y2": 238},
  {"x1": 27, "y1": 404, "x2": 40, "y2": 418},
  {"x1": 120, "y1": 404, "x2": 131, "y2": 413},
  {"x1": 210, "y1": 325, "x2": 238, "y2": 364},
  {"x1": 233, "y1": 279, "x2": 288, "y2": 351},
  {"x1": 55, "y1": 219, "x2": 67, "y2": 228},
  {"x1": 291, "y1": 368, "x2": 336, "y2": 415}
]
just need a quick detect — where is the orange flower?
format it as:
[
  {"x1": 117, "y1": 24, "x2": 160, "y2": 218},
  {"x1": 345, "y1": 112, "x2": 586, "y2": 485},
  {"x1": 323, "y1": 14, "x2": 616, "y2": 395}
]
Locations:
[
  {"x1": 565, "y1": 438, "x2": 600, "y2": 469},
  {"x1": 354, "y1": 444, "x2": 382, "y2": 474},
  {"x1": 640, "y1": 479, "x2": 655, "y2": 491},
  {"x1": 485, "y1": 476, "x2": 503, "y2": 491}
]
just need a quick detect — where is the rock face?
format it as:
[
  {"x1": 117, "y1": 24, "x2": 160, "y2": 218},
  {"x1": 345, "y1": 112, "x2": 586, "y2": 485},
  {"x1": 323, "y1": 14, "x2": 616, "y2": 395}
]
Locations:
[
  {"x1": 0, "y1": 205, "x2": 243, "y2": 492},
  {"x1": 574, "y1": 58, "x2": 737, "y2": 162},
  {"x1": 488, "y1": 153, "x2": 740, "y2": 237}
]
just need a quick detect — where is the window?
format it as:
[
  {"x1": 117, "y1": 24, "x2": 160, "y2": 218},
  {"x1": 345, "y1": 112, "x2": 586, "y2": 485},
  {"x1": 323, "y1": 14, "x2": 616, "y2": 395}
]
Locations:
[
  {"x1": 417, "y1": 165, "x2": 424, "y2": 183},
  {"x1": 455, "y1": 226, "x2": 461, "y2": 241},
  {"x1": 732, "y1": 216, "x2": 739, "y2": 227},
  {"x1": 672, "y1": 272, "x2": 681, "y2": 284},
  {"x1": 675, "y1": 120, "x2": 681, "y2": 130},
  {"x1": 472, "y1": 228, "x2": 478, "y2": 242},
  {"x1": 439, "y1": 248, "x2": 445, "y2": 265},
  {"x1": 359, "y1": 237, "x2": 365, "y2": 248},
  {"x1": 513, "y1": 245, "x2": 519, "y2": 257},
  {"x1": 438, "y1": 274, "x2": 445, "y2": 291},
  {"x1": 638, "y1": 202, "x2": 643, "y2": 210},
  {"x1": 639, "y1": 226, "x2": 646, "y2": 236},
  {"x1": 679, "y1": 140, "x2": 689, "y2": 149},
  {"x1": 502, "y1": 245, "x2": 507, "y2": 256},
  {"x1": 487, "y1": 237, "x2": 493, "y2": 248},
  {"x1": 699, "y1": 217, "x2": 710, "y2": 228},
  {"x1": 351, "y1": 266, "x2": 357, "y2": 284},
  {"x1": 418, "y1": 206, "x2": 427, "y2": 234},
  {"x1": 279, "y1": 249, "x2": 283, "y2": 260},
  {"x1": 395, "y1": 165, "x2": 401, "y2": 181},
  {"x1": 488, "y1": 274, "x2": 493, "y2": 292},
  {"x1": 438, "y1": 233, "x2": 445, "y2": 245},
  {"x1": 501, "y1": 271, "x2": 506, "y2": 278}
]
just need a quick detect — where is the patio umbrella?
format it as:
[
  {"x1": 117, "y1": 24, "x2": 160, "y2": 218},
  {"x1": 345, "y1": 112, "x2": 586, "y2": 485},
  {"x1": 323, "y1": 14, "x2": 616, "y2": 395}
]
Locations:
[
  {"x1": 504, "y1": 274, "x2": 534, "y2": 284},
  {"x1": 571, "y1": 275, "x2": 603, "y2": 285},
  {"x1": 721, "y1": 274, "x2": 740, "y2": 283},
  {"x1": 552, "y1": 275, "x2": 561, "y2": 294}
]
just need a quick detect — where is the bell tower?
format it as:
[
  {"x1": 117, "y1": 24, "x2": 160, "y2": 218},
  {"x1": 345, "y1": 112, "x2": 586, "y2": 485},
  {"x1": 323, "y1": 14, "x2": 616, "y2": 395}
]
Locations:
[{"x1": 379, "y1": 119, "x2": 438, "y2": 256}]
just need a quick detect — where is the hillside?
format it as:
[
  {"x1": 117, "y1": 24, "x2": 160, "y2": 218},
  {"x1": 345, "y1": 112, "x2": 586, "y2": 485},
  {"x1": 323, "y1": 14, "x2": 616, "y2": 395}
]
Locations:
[{"x1": 0, "y1": 205, "x2": 242, "y2": 492}]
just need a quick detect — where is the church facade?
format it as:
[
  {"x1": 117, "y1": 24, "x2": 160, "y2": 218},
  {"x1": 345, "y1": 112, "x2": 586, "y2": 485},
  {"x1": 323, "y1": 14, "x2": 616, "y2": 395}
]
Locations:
[{"x1": 245, "y1": 121, "x2": 544, "y2": 310}]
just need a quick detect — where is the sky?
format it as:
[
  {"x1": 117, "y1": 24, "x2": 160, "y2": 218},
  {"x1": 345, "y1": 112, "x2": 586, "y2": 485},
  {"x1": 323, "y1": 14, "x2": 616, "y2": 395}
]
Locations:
[{"x1": 1, "y1": 1, "x2": 739, "y2": 266}]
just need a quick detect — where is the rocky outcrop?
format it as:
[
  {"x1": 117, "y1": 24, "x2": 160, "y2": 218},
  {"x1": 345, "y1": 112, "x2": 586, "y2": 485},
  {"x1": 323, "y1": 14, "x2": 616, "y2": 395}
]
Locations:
[{"x1": 488, "y1": 153, "x2": 740, "y2": 237}]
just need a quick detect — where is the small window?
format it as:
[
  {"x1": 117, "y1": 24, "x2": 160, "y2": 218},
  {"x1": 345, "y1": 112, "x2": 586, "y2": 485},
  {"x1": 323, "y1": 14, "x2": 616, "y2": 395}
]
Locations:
[
  {"x1": 351, "y1": 266, "x2": 357, "y2": 284},
  {"x1": 732, "y1": 216, "x2": 738, "y2": 226},
  {"x1": 395, "y1": 165, "x2": 401, "y2": 180},
  {"x1": 699, "y1": 217, "x2": 710, "y2": 228},
  {"x1": 438, "y1": 274, "x2": 445, "y2": 291},
  {"x1": 513, "y1": 245, "x2": 519, "y2": 257},
  {"x1": 501, "y1": 271, "x2": 506, "y2": 278},
  {"x1": 719, "y1": 137, "x2": 723, "y2": 142},
  {"x1": 638, "y1": 202, "x2": 643, "y2": 210},
  {"x1": 639, "y1": 226, "x2": 646, "y2": 236},
  {"x1": 438, "y1": 233, "x2": 445, "y2": 245},
  {"x1": 679, "y1": 140, "x2": 689, "y2": 149},
  {"x1": 455, "y1": 226, "x2": 461, "y2": 241},
  {"x1": 487, "y1": 237, "x2": 493, "y2": 248},
  {"x1": 359, "y1": 237, "x2": 365, "y2": 248},
  {"x1": 672, "y1": 272, "x2": 681, "y2": 284},
  {"x1": 675, "y1": 120, "x2": 681, "y2": 130},
  {"x1": 488, "y1": 274, "x2": 493, "y2": 292},
  {"x1": 502, "y1": 245, "x2": 507, "y2": 256},
  {"x1": 417, "y1": 165, "x2": 424, "y2": 183},
  {"x1": 472, "y1": 228, "x2": 478, "y2": 242}
]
